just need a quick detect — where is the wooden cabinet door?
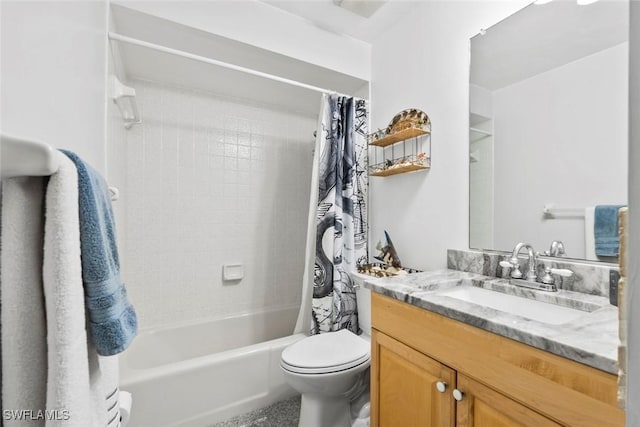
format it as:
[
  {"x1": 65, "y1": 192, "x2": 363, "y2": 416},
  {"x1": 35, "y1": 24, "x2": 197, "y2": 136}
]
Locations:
[
  {"x1": 371, "y1": 329, "x2": 455, "y2": 427},
  {"x1": 456, "y1": 374, "x2": 562, "y2": 427}
]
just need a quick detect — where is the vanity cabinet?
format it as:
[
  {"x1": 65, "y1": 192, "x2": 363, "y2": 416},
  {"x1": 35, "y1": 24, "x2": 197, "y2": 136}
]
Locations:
[
  {"x1": 373, "y1": 330, "x2": 455, "y2": 426},
  {"x1": 370, "y1": 293, "x2": 624, "y2": 427},
  {"x1": 455, "y1": 374, "x2": 561, "y2": 427}
]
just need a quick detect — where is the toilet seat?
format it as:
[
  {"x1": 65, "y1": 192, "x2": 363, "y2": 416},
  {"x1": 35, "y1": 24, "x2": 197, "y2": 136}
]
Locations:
[{"x1": 281, "y1": 329, "x2": 370, "y2": 375}]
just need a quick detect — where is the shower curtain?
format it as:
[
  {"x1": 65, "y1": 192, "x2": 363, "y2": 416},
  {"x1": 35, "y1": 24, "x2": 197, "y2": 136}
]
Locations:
[{"x1": 294, "y1": 94, "x2": 368, "y2": 335}]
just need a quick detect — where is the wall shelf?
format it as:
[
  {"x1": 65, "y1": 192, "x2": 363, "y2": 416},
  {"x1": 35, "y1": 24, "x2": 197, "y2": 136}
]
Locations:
[
  {"x1": 369, "y1": 164, "x2": 429, "y2": 177},
  {"x1": 368, "y1": 115, "x2": 431, "y2": 178},
  {"x1": 369, "y1": 128, "x2": 430, "y2": 147}
]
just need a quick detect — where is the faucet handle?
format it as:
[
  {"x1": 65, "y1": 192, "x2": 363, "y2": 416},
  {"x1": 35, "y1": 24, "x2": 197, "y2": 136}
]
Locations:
[
  {"x1": 499, "y1": 261, "x2": 513, "y2": 269},
  {"x1": 541, "y1": 267, "x2": 573, "y2": 285},
  {"x1": 500, "y1": 260, "x2": 523, "y2": 279},
  {"x1": 550, "y1": 268, "x2": 573, "y2": 278}
]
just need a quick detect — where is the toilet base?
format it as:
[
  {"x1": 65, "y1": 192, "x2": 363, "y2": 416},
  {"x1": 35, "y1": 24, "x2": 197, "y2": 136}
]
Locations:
[{"x1": 298, "y1": 394, "x2": 352, "y2": 427}]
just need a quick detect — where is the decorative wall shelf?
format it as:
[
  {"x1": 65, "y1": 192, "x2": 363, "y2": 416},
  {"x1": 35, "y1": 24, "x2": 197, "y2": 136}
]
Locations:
[
  {"x1": 369, "y1": 163, "x2": 429, "y2": 177},
  {"x1": 368, "y1": 110, "x2": 431, "y2": 178},
  {"x1": 369, "y1": 128, "x2": 429, "y2": 148}
]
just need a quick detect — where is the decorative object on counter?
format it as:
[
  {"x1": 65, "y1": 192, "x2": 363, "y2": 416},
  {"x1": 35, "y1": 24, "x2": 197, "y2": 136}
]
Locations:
[
  {"x1": 368, "y1": 108, "x2": 431, "y2": 177},
  {"x1": 356, "y1": 231, "x2": 421, "y2": 278},
  {"x1": 374, "y1": 230, "x2": 402, "y2": 268},
  {"x1": 357, "y1": 263, "x2": 422, "y2": 278}
]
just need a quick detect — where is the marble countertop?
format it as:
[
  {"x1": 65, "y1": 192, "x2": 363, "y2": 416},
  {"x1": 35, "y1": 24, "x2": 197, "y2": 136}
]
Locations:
[{"x1": 353, "y1": 269, "x2": 619, "y2": 374}]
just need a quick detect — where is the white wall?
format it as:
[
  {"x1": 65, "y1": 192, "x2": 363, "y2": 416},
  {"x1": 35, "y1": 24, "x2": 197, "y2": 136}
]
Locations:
[
  {"x1": 469, "y1": 84, "x2": 493, "y2": 119},
  {"x1": 469, "y1": 118, "x2": 494, "y2": 250},
  {"x1": 121, "y1": 80, "x2": 315, "y2": 330},
  {"x1": 492, "y1": 43, "x2": 628, "y2": 258},
  {"x1": 1, "y1": 1, "x2": 108, "y2": 173},
  {"x1": 626, "y1": 0, "x2": 639, "y2": 422},
  {"x1": 112, "y1": 0, "x2": 371, "y2": 82},
  {"x1": 369, "y1": 0, "x2": 528, "y2": 270}
]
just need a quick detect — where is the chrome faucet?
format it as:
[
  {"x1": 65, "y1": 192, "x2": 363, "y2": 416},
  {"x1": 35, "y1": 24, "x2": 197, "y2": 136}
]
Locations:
[
  {"x1": 500, "y1": 242, "x2": 570, "y2": 292},
  {"x1": 545, "y1": 240, "x2": 566, "y2": 257},
  {"x1": 506, "y1": 242, "x2": 537, "y2": 281}
]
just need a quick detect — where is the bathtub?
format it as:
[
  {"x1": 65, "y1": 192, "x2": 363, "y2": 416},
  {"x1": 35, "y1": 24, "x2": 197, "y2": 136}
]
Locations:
[{"x1": 120, "y1": 305, "x2": 304, "y2": 427}]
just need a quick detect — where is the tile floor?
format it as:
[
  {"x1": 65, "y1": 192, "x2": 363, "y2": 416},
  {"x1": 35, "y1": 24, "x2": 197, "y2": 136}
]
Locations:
[{"x1": 210, "y1": 396, "x2": 301, "y2": 427}]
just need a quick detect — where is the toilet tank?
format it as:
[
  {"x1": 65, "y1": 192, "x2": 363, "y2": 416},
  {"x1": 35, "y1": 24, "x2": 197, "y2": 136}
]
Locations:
[{"x1": 355, "y1": 281, "x2": 371, "y2": 337}]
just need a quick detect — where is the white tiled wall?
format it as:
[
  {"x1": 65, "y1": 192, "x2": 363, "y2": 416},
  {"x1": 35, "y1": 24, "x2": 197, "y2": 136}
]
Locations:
[{"x1": 117, "y1": 79, "x2": 316, "y2": 331}]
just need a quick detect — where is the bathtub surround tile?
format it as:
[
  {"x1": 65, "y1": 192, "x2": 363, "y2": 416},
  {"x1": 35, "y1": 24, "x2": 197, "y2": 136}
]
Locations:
[
  {"x1": 120, "y1": 79, "x2": 314, "y2": 330},
  {"x1": 447, "y1": 249, "x2": 617, "y2": 298},
  {"x1": 210, "y1": 396, "x2": 301, "y2": 427}
]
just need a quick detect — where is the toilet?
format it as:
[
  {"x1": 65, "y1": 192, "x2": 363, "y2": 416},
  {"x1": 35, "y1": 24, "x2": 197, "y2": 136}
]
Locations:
[{"x1": 281, "y1": 285, "x2": 371, "y2": 427}]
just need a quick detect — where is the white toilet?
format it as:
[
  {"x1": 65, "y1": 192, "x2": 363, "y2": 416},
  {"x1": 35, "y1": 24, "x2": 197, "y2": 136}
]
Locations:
[{"x1": 281, "y1": 285, "x2": 371, "y2": 427}]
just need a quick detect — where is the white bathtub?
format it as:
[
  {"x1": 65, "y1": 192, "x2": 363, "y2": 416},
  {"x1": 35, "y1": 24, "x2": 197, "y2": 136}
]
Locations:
[{"x1": 120, "y1": 306, "x2": 303, "y2": 427}]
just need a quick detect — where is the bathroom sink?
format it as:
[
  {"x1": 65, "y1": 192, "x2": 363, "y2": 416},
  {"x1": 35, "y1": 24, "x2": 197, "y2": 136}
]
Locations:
[{"x1": 437, "y1": 285, "x2": 590, "y2": 325}]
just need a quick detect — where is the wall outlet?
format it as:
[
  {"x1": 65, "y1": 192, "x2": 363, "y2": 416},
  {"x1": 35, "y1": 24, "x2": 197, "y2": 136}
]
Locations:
[{"x1": 609, "y1": 270, "x2": 620, "y2": 306}]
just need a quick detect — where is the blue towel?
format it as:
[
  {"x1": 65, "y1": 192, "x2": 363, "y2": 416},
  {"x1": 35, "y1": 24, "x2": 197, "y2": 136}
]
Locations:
[
  {"x1": 594, "y1": 205, "x2": 626, "y2": 257},
  {"x1": 60, "y1": 150, "x2": 137, "y2": 356}
]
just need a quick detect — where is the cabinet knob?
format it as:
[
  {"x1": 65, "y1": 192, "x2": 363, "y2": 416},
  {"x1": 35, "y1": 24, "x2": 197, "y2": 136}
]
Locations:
[
  {"x1": 453, "y1": 389, "x2": 465, "y2": 401},
  {"x1": 435, "y1": 381, "x2": 448, "y2": 393}
]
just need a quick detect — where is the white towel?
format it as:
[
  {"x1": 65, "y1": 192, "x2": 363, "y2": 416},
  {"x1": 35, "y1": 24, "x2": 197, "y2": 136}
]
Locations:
[
  {"x1": 1, "y1": 177, "x2": 48, "y2": 427},
  {"x1": 43, "y1": 154, "x2": 121, "y2": 427},
  {"x1": 43, "y1": 154, "x2": 92, "y2": 426},
  {"x1": 0, "y1": 154, "x2": 119, "y2": 427}
]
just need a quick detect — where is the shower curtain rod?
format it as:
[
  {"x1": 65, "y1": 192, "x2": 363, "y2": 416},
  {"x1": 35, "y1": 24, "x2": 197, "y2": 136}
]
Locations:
[{"x1": 108, "y1": 32, "x2": 352, "y2": 98}]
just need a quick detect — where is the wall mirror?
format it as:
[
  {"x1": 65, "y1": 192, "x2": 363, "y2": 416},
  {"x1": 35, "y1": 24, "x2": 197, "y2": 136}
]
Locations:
[{"x1": 469, "y1": 0, "x2": 629, "y2": 262}]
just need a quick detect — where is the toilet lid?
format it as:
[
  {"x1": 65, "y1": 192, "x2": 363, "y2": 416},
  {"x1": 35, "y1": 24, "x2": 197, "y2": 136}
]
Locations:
[{"x1": 281, "y1": 329, "x2": 370, "y2": 374}]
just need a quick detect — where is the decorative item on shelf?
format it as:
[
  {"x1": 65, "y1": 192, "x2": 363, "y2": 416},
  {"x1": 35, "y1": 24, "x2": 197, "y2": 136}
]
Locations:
[
  {"x1": 386, "y1": 108, "x2": 430, "y2": 134},
  {"x1": 369, "y1": 152, "x2": 429, "y2": 176},
  {"x1": 368, "y1": 108, "x2": 431, "y2": 177},
  {"x1": 369, "y1": 128, "x2": 387, "y2": 144}
]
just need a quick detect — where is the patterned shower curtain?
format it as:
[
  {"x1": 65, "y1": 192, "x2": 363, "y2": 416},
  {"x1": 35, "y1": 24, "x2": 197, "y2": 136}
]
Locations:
[{"x1": 311, "y1": 95, "x2": 368, "y2": 335}]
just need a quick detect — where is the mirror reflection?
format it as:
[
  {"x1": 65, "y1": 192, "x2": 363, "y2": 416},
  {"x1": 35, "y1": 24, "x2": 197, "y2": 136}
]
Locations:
[{"x1": 469, "y1": 0, "x2": 629, "y2": 262}]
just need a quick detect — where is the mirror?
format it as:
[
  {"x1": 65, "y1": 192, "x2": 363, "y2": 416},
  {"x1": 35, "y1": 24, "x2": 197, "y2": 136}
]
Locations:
[{"x1": 469, "y1": 0, "x2": 629, "y2": 262}]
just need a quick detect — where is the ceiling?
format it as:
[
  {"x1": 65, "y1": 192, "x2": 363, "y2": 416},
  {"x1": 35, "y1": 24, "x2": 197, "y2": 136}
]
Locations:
[
  {"x1": 471, "y1": 0, "x2": 629, "y2": 91},
  {"x1": 260, "y1": 0, "x2": 414, "y2": 42},
  {"x1": 110, "y1": 4, "x2": 372, "y2": 117}
]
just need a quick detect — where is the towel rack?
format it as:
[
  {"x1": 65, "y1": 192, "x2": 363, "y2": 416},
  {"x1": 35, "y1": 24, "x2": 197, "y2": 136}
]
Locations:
[
  {"x1": 543, "y1": 204, "x2": 585, "y2": 218},
  {"x1": 0, "y1": 133, "x2": 119, "y2": 201},
  {"x1": 1, "y1": 134, "x2": 59, "y2": 178}
]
